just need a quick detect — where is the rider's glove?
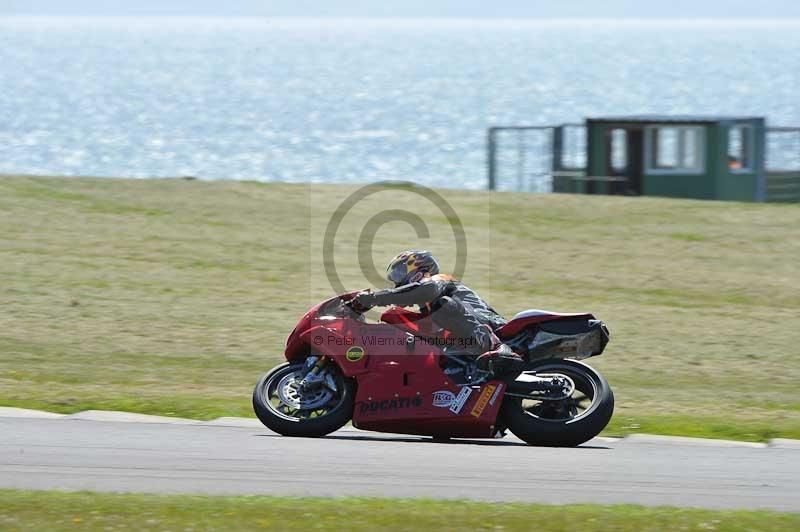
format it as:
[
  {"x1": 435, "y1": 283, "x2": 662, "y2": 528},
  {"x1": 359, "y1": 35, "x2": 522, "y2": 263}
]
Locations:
[{"x1": 349, "y1": 291, "x2": 374, "y2": 313}]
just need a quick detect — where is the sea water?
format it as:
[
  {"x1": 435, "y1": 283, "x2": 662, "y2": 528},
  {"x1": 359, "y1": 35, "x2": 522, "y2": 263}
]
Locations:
[{"x1": 1, "y1": 17, "x2": 798, "y2": 189}]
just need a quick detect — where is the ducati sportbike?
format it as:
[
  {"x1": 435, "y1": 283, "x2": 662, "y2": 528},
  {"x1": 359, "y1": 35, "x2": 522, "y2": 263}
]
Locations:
[{"x1": 253, "y1": 292, "x2": 614, "y2": 446}]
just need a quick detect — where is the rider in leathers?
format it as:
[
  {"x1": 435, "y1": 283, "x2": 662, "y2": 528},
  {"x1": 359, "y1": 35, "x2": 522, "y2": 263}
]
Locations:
[{"x1": 350, "y1": 250, "x2": 523, "y2": 377}]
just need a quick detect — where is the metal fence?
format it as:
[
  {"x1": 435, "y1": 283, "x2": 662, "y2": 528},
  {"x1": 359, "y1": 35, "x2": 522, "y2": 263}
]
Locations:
[
  {"x1": 487, "y1": 124, "x2": 585, "y2": 192},
  {"x1": 765, "y1": 127, "x2": 800, "y2": 202},
  {"x1": 766, "y1": 127, "x2": 800, "y2": 171},
  {"x1": 488, "y1": 124, "x2": 800, "y2": 200}
]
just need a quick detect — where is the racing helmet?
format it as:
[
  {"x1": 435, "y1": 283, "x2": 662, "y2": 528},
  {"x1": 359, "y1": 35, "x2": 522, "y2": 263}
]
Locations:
[{"x1": 386, "y1": 250, "x2": 440, "y2": 287}]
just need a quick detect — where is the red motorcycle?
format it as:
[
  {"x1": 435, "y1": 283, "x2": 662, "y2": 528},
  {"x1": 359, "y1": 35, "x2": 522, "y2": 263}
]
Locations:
[{"x1": 253, "y1": 292, "x2": 614, "y2": 447}]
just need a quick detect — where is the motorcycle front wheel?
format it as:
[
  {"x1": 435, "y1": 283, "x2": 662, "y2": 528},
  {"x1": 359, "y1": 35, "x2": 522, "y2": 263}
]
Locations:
[
  {"x1": 253, "y1": 361, "x2": 355, "y2": 437},
  {"x1": 500, "y1": 359, "x2": 614, "y2": 447}
]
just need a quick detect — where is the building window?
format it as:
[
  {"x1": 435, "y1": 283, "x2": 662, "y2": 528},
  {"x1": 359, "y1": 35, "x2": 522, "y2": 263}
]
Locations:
[
  {"x1": 610, "y1": 129, "x2": 627, "y2": 172},
  {"x1": 728, "y1": 125, "x2": 753, "y2": 172},
  {"x1": 645, "y1": 125, "x2": 705, "y2": 174}
]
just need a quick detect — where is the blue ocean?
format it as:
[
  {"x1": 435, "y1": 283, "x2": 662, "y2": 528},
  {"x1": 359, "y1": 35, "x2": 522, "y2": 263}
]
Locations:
[{"x1": 1, "y1": 17, "x2": 798, "y2": 189}]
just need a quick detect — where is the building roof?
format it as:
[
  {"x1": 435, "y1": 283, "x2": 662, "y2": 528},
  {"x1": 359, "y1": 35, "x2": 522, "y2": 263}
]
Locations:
[{"x1": 587, "y1": 115, "x2": 764, "y2": 124}]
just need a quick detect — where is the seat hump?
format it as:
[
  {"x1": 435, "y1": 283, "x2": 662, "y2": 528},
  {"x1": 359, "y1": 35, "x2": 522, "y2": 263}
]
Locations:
[
  {"x1": 511, "y1": 309, "x2": 567, "y2": 320},
  {"x1": 497, "y1": 309, "x2": 594, "y2": 338}
]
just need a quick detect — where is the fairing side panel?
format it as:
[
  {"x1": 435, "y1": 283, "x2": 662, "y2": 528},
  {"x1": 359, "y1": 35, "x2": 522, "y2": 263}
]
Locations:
[{"x1": 352, "y1": 339, "x2": 506, "y2": 438}]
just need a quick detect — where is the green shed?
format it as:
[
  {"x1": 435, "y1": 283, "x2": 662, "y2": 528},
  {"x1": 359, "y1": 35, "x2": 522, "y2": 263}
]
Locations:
[{"x1": 578, "y1": 115, "x2": 766, "y2": 201}]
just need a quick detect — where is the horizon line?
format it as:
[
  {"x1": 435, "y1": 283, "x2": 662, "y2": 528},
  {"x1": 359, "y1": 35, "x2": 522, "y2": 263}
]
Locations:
[{"x1": 2, "y1": 15, "x2": 800, "y2": 22}]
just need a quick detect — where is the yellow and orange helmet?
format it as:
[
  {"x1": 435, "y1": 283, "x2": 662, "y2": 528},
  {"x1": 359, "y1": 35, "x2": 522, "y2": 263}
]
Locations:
[{"x1": 386, "y1": 250, "x2": 440, "y2": 287}]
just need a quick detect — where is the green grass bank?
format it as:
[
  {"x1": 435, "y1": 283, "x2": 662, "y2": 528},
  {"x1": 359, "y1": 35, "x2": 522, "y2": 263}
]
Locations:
[
  {"x1": 1, "y1": 175, "x2": 799, "y2": 441},
  {"x1": 1, "y1": 490, "x2": 798, "y2": 531}
]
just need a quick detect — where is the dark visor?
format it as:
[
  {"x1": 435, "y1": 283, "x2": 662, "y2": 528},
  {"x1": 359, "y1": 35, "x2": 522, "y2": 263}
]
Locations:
[{"x1": 386, "y1": 261, "x2": 408, "y2": 285}]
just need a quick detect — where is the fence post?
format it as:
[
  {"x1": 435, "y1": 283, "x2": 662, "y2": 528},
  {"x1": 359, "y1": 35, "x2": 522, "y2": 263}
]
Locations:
[
  {"x1": 487, "y1": 127, "x2": 497, "y2": 190},
  {"x1": 552, "y1": 126, "x2": 564, "y2": 173}
]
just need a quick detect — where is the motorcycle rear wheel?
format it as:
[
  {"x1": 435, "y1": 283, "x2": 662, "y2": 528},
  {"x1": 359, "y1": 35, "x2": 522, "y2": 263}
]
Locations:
[
  {"x1": 253, "y1": 361, "x2": 355, "y2": 437},
  {"x1": 500, "y1": 359, "x2": 614, "y2": 447}
]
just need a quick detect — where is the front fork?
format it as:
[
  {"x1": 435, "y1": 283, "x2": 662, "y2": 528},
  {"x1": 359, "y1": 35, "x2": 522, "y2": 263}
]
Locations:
[{"x1": 298, "y1": 356, "x2": 338, "y2": 394}]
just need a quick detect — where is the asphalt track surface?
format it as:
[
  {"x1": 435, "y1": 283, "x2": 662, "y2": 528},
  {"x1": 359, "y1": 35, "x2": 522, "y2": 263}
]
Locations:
[{"x1": 2, "y1": 413, "x2": 799, "y2": 512}]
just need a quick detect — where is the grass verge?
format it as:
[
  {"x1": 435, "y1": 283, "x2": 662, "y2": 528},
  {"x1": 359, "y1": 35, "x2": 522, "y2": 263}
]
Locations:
[
  {"x1": 2, "y1": 175, "x2": 799, "y2": 441},
  {"x1": 1, "y1": 490, "x2": 799, "y2": 531}
]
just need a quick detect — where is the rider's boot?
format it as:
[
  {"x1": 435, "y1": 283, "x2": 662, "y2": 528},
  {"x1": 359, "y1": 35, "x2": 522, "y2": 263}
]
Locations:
[{"x1": 474, "y1": 325, "x2": 525, "y2": 379}]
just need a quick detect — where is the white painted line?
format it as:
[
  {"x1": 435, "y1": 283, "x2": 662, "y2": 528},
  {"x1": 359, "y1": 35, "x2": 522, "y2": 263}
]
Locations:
[
  {"x1": 0, "y1": 407, "x2": 66, "y2": 419},
  {"x1": 624, "y1": 433, "x2": 766, "y2": 448},
  {"x1": 593, "y1": 437, "x2": 623, "y2": 443},
  {"x1": 65, "y1": 410, "x2": 200, "y2": 425},
  {"x1": 201, "y1": 417, "x2": 265, "y2": 428},
  {"x1": 336, "y1": 426, "x2": 368, "y2": 433},
  {"x1": 768, "y1": 438, "x2": 800, "y2": 449}
]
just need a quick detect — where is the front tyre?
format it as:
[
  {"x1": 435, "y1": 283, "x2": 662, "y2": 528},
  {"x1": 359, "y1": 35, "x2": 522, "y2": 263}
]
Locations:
[
  {"x1": 253, "y1": 361, "x2": 355, "y2": 437},
  {"x1": 501, "y1": 359, "x2": 614, "y2": 447}
]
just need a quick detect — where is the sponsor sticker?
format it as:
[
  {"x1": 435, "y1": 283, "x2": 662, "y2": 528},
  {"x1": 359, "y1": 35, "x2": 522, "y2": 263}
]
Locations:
[
  {"x1": 470, "y1": 384, "x2": 498, "y2": 418},
  {"x1": 449, "y1": 386, "x2": 472, "y2": 414},
  {"x1": 345, "y1": 346, "x2": 365, "y2": 362},
  {"x1": 488, "y1": 383, "x2": 504, "y2": 407},
  {"x1": 432, "y1": 390, "x2": 456, "y2": 408}
]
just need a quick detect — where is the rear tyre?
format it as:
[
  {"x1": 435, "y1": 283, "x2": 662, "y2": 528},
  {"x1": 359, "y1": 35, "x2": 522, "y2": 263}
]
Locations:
[
  {"x1": 253, "y1": 361, "x2": 355, "y2": 438},
  {"x1": 501, "y1": 359, "x2": 614, "y2": 447}
]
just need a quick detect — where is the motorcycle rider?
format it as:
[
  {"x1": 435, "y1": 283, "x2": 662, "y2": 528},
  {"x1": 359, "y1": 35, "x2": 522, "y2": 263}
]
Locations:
[{"x1": 349, "y1": 250, "x2": 524, "y2": 378}]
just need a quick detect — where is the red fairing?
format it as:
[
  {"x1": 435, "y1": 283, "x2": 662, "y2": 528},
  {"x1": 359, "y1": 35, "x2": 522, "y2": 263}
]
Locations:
[
  {"x1": 284, "y1": 306, "x2": 323, "y2": 361},
  {"x1": 284, "y1": 292, "x2": 360, "y2": 362},
  {"x1": 282, "y1": 295, "x2": 507, "y2": 438},
  {"x1": 379, "y1": 307, "x2": 440, "y2": 336}
]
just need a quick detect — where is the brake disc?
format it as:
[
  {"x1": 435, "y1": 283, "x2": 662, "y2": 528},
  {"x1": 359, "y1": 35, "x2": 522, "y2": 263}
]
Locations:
[{"x1": 276, "y1": 371, "x2": 333, "y2": 410}]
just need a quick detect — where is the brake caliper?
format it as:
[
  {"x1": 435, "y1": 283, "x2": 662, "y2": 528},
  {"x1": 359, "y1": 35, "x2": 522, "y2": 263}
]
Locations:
[{"x1": 299, "y1": 356, "x2": 328, "y2": 391}]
